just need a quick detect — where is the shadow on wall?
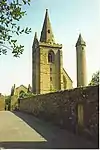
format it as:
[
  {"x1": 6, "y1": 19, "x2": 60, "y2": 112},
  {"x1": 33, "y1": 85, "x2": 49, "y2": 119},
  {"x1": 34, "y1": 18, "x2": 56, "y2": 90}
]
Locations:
[{"x1": 17, "y1": 85, "x2": 99, "y2": 147}]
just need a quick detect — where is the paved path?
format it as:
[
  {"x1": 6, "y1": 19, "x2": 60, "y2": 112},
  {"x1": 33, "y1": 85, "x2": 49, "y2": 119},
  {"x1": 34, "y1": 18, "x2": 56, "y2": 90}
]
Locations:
[{"x1": 0, "y1": 111, "x2": 97, "y2": 149}]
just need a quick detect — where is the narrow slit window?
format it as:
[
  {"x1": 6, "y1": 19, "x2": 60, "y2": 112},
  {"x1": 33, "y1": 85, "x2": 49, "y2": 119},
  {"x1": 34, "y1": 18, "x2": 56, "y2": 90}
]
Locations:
[
  {"x1": 48, "y1": 29, "x2": 50, "y2": 33},
  {"x1": 50, "y1": 68, "x2": 52, "y2": 72},
  {"x1": 50, "y1": 77, "x2": 52, "y2": 81}
]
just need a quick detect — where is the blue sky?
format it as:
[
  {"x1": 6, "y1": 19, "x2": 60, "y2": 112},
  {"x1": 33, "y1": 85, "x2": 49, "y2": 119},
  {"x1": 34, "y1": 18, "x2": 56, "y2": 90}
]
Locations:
[{"x1": 0, "y1": 0, "x2": 99, "y2": 95}]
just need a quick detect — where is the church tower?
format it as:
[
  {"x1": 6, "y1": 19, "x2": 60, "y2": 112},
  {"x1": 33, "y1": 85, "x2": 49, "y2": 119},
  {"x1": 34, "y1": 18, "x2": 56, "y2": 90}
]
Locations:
[
  {"x1": 76, "y1": 34, "x2": 87, "y2": 87},
  {"x1": 32, "y1": 9, "x2": 64, "y2": 94}
]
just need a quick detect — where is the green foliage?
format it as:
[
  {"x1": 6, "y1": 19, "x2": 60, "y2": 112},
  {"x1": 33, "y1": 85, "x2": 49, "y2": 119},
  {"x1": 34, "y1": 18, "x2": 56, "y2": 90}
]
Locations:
[
  {"x1": 0, "y1": 0, "x2": 31, "y2": 57},
  {"x1": 89, "y1": 71, "x2": 99, "y2": 86},
  {"x1": 19, "y1": 91, "x2": 34, "y2": 99},
  {"x1": 11, "y1": 85, "x2": 15, "y2": 96},
  {"x1": 5, "y1": 95, "x2": 11, "y2": 110},
  {"x1": 5, "y1": 95, "x2": 11, "y2": 105}
]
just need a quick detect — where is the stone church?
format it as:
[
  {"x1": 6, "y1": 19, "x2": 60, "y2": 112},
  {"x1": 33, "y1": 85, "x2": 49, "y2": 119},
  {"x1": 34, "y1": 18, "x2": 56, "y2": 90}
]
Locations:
[
  {"x1": 10, "y1": 9, "x2": 87, "y2": 96},
  {"x1": 8, "y1": 9, "x2": 87, "y2": 111},
  {"x1": 32, "y1": 9, "x2": 73, "y2": 94},
  {"x1": 32, "y1": 9, "x2": 87, "y2": 94}
]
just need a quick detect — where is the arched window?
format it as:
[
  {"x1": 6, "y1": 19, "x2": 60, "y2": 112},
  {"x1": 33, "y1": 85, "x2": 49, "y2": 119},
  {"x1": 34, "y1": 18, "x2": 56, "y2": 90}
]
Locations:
[{"x1": 48, "y1": 50, "x2": 55, "y2": 63}]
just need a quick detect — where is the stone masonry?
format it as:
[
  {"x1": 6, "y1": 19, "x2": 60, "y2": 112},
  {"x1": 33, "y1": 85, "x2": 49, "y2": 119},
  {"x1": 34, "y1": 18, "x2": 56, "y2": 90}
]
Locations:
[{"x1": 19, "y1": 85, "x2": 99, "y2": 144}]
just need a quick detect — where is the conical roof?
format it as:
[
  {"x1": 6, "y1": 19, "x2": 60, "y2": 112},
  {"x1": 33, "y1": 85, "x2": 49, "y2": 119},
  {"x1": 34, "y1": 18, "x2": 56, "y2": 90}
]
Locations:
[
  {"x1": 76, "y1": 34, "x2": 86, "y2": 47},
  {"x1": 32, "y1": 32, "x2": 38, "y2": 47},
  {"x1": 34, "y1": 32, "x2": 38, "y2": 39},
  {"x1": 40, "y1": 9, "x2": 55, "y2": 44}
]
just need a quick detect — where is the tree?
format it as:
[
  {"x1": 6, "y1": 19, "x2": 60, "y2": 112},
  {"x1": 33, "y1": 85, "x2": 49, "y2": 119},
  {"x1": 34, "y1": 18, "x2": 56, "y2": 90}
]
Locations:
[
  {"x1": 11, "y1": 84, "x2": 15, "y2": 96},
  {"x1": 89, "y1": 71, "x2": 99, "y2": 86},
  {"x1": 27, "y1": 84, "x2": 31, "y2": 92},
  {"x1": 19, "y1": 91, "x2": 34, "y2": 99},
  {"x1": 5, "y1": 95, "x2": 11, "y2": 110},
  {"x1": 5, "y1": 95, "x2": 11, "y2": 105},
  {"x1": 0, "y1": 0, "x2": 31, "y2": 57}
]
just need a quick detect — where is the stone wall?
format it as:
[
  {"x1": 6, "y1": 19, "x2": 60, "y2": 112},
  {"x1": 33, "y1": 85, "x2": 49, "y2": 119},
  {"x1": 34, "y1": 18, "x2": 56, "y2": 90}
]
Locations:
[
  {"x1": 19, "y1": 85, "x2": 99, "y2": 143},
  {"x1": 0, "y1": 94, "x2": 5, "y2": 111}
]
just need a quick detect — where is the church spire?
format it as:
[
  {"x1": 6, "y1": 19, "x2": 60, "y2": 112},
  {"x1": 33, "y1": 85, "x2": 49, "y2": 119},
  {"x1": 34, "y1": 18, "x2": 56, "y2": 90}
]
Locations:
[
  {"x1": 33, "y1": 32, "x2": 38, "y2": 42},
  {"x1": 40, "y1": 9, "x2": 55, "y2": 44}
]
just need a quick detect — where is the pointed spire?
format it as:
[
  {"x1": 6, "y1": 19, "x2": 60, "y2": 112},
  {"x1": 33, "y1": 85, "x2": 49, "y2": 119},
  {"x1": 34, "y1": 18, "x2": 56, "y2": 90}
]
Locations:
[
  {"x1": 76, "y1": 33, "x2": 86, "y2": 47},
  {"x1": 33, "y1": 32, "x2": 38, "y2": 42},
  {"x1": 32, "y1": 32, "x2": 38, "y2": 48},
  {"x1": 34, "y1": 32, "x2": 38, "y2": 40},
  {"x1": 40, "y1": 9, "x2": 55, "y2": 44}
]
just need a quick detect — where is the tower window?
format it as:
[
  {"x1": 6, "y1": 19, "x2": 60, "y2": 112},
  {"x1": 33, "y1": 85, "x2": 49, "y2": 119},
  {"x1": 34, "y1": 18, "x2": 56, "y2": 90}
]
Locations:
[
  {"x1": 48, "y1": 50, "x2": 55, "y2": 63},
  {"x1": 48, "y1": 29, "x2": 50, "y2": 33},
  {"x1": 50, "y1": 77, "x2": 52, "y2": 81},
  {"x1": 50, "y1": 68, "x2": 52, "y2": 71}
]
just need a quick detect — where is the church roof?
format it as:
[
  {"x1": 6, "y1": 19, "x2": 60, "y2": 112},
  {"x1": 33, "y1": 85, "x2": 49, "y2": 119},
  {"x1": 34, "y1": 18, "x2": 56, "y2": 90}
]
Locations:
[
  {"x1": 40, "y1": 9, "x2": 55, "y2": 44},
  {"x1": 75, "y1": 34, "x2": 86, "y2": 47},
  {"x1": 63, "y1": 68, "x2": 73, "y2": 82},
  {"x1": 16, "y1": 85, "x2": 28, "y2": 90}
]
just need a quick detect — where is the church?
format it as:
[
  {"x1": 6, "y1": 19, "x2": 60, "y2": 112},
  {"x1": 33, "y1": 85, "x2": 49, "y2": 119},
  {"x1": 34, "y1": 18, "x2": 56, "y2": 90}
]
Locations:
[
  {"x1": 32, "y1": 9, "x2": 73, "y2": 94},
  {"x1": 32, "y1": 9, "x2": 87, "y2": 94},
  {"x1": 11, "y1": 9, "x2": 87, "y2": 96}
]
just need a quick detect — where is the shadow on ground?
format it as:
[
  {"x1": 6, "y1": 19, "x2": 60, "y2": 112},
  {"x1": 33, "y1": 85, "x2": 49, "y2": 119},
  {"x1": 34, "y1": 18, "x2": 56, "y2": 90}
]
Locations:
[
  {"x1": 0, "y1": 141, "x2": 49, "y2": 149},
  {"x1": 0, "y1": 111, "x2": 98, "y2": 149}
]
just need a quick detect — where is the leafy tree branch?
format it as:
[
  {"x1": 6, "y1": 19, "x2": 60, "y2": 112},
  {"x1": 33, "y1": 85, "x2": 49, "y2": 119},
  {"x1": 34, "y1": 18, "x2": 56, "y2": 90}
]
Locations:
[{"x1": 0, "y1": 0, "x2": 31, "y2": 57}]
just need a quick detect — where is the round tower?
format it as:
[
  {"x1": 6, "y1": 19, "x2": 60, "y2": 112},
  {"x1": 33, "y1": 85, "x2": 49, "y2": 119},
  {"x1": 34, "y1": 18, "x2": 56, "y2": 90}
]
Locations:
[{"x1": 75, "y1": 34, "x2": 87, "y2": 87}]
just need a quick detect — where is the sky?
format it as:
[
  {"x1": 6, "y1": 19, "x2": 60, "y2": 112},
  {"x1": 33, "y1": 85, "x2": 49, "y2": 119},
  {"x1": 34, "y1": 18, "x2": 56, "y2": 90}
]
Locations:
[{"x1": 0, "y1": 0, "x2": 99, "y2": 95}]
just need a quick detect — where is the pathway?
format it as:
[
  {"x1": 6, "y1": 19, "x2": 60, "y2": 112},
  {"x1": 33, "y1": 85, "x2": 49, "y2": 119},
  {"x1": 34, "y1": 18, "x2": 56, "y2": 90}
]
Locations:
[{"x1": 0, "y1": 111, "x2": 97, "y2": 149}]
